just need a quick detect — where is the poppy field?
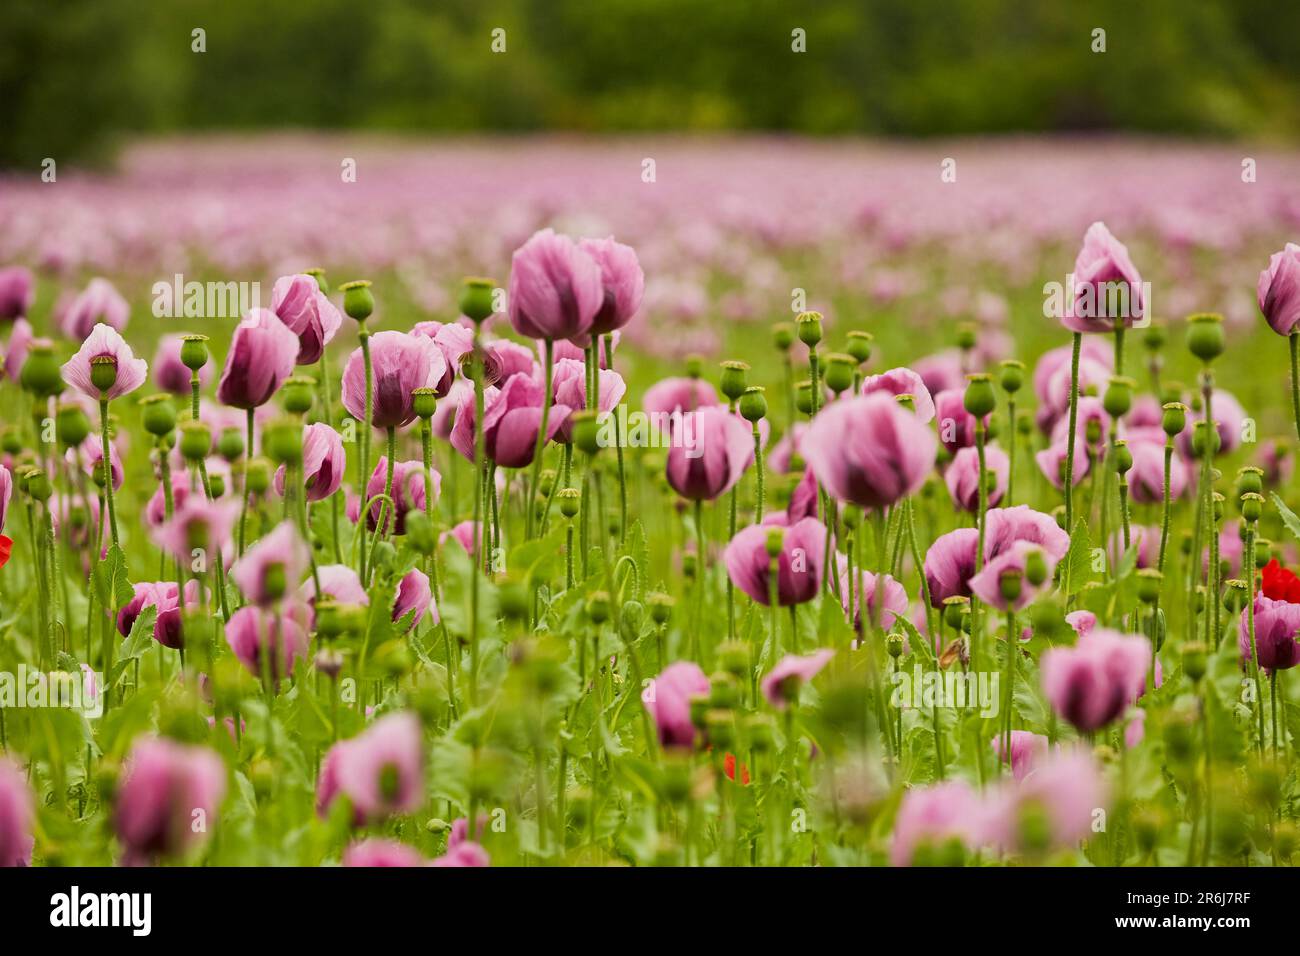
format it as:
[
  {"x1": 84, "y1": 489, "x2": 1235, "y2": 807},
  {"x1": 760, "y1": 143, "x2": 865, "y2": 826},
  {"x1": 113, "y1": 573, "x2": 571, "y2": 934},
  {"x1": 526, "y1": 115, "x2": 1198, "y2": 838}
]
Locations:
[{"x1": 2, "y1": 137, "x2": 1300, "y2": 868}]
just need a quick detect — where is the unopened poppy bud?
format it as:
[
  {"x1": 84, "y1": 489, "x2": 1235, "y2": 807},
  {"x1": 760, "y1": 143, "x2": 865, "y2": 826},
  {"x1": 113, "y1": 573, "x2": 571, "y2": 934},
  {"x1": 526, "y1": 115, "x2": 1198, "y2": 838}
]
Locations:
[
  {"x1": 963, "y1": 373, "x2": 996, "y2": 418},
  {"x1": 245, "y1": 457, "x2": 272, "y2": 496},
  {"x1": 796, "y1": 311, "x2": 823, "y2": 347},
  {"x1": 405, "y1": 509, "x2": 435, "y2": 554},
  {"x1": 1102, "y1": 376, "x2": 1134, "y2": 418},
  {"x1": 998, "y1": 359, "x2": 1024, "y2": 394},
  {"x1": 340, "y1": 280, "x2": 374, "y2": 322},
  {"x1": 179, "y1": 334, "x2": 209, "y2": 372},
  {"x1": 739, "y1": 385, "x2": 767, "y2": 423},
  {"x1": 571, "y1": 410, "x2": 601, "y2": 456},
  {"x1": 89, "y1": 355, "x2": 118, "y2": 394},
  {"x1": 218, "y1": 426, "x2": 245, "y2": 461},
  {"x1": 648, "y1": 592, "x2": 674, "y2": 625},
  {"x1": 1136, "y1": 568, "x2": 1163, "y2": 605},
  {"x1": 1235, "y1": 466, "x2": 1263, "y2": 497},
  {"x1": 765, "y1": 527, "x2": 785, "y2": 559},
  {"x1": 411, "y1": 387, "x2": 437, "y2": 420},
  {"x1": 886, "y1": 632, "x2": 904, "y2": 659},
  {"x1": 942, "y1": 596, "x2": 969, "y2": 631},
  {"x1": 557, "y1": 487, "x2": 580, "y2": 519},
  {"x1": 845, "y1": 330, "x2": 873, "y2": 365},
  {"x1": 772, "y1": 322, "x2": 795, "y2": 352},
  {"x1": 1240, "y1": 491, "x2": 1264, "y2": 523},
  {"x1": 57, "y1": 401, "x2": 93, "y2": 446},
  {"x1": 794, "y1": 380, "x2": 814, "y2": 415},
  {"x1": 458, "y1": 277, "x2": 495, "y2": 323},
  {"x1": 21, "y1": 343, "x2": 63, "y2": 397},
  {"x1": 719, "y1": 360, "x2": 749, "y2": 402},
  {"x1": 1186, "y1": 313, "x2": 1224, "y2": 363},
  {"x1": 1112, "y1": 439, "x2": 1133, "y2": 475},
  {"x1": 1024, "y1": 549, "x2": 1049, "y2": 587},
  {"x1": 1161, "y1": 402, "x2": 1187, "y2": 437},
  {"x1": 1222, "y1": 578, "x2": 1247, "y2": 613},
  {"x1": 586, "y1": 590, "x2": 611, "y2": 625},
  {"x1": 822, "y1": 353, "x2": 854, "y2": 395},
  {"x1": 179, "y1": 421, "x2": 212, "y2": 462}
]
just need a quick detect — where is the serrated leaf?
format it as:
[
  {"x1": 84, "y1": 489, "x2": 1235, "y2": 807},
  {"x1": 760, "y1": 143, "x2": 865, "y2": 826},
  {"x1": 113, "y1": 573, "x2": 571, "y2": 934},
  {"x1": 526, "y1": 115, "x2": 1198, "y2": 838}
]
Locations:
[
  {"x1": 1062, "y1": 519, "x2": 1094, "y2": 595},
  {"x1": 1271, "y1": 492, "x2": 1300, "y2": 546}
]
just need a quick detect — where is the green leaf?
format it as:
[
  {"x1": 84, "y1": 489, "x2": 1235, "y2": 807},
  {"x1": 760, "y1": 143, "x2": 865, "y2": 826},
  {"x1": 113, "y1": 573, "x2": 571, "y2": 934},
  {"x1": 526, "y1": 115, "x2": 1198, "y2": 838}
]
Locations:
[
  {"x1": 1062, "y1": 519, "x2": 1094, "y2": 595},
  {"x1": 107, "y1": 606, "x2": 158, "y2": 689},
  {"x1": 1271, "y1": 492, "x2": 1300, "y2": 545},
  {"x1": 895, "y1": 613, "x2": 934, "y2": 666}
]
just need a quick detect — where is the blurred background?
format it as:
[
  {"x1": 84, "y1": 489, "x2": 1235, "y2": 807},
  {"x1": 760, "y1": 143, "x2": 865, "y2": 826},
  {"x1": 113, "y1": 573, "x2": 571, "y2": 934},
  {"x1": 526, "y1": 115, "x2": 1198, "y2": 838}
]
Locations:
[{"x1": 3, "y1": 0, "x2": 1300, "y2": 167}]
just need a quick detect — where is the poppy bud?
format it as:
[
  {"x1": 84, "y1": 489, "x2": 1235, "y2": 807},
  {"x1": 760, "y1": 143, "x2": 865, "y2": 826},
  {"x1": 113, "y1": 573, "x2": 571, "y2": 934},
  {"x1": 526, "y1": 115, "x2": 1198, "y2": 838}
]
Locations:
[
  {"x1": 963, "y1": 373, "x2": 996, "y2": 418},
  {"x1": 340, "y1": 280, "x2": 374, "y2": 323},
  {"x1": 263, "y1": 418, "x2": 302, "y2": 465},
  {"x1": 1186, "y1": 313, "x2": 1224, "y2": 363},
  {"x1": 738, "y1": 386, "x2": 767, "y2": 424},
  {"x1": 998, "y1": 359, "x2": 1024, "y2": 394},
  {"x1": 719, "y1": 361, "x2": 749, "y2": 403},
  {"x1": 1024, "y1": 549, "x2": 1049, "y2": 587},
  {"x1": 458, "y1": 277, "x2": 496, "y2": 323},
  {"x1": 999, "y1": 568, "x2": 1023, "y2": 603},
  {"x1": 955, "y1": 322, "x2": 978, "y2": 351},
  {"x1": 846, "y1": 330, "x2": 874, "y2": 365},
  {"x1": 796, "y1": 311, "x2": 823, "y2": 347},
  {"x1": 180, "y1": 334, "x2": 210, "y2": 372},
  {"x1": 772, "y1": 322, "x2": 795, "y2": 352}
]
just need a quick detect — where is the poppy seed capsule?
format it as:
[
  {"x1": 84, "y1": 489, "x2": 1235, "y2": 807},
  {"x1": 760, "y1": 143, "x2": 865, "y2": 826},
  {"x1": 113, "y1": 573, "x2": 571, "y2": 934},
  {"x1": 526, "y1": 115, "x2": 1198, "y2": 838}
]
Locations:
[
  {"x1": 304, "y1": 267, "x2": 329, "y2": 295},
  {"x1": 998, "y1": 359, "x2": 1024, "y2": 393},
  {"x1": 1113, "y1": 440, "x2": 1133, "y2": 475},
  {"x1": 21, "y1": 343, "x2": 63, "y2": 397},
  {"x1": 179, "y1": 421, "x2": 212, "y2": 461},
  {"x1": 557, "y1": 487, "x2": 581, "y2": 519},
  {"x1": 999, "y1": 569, "x2": 1023, "y2": 603},
  {"x1": 89, "y1": 355, "x2": 118, "y2": 394},
  {"x1": 955, "y1": 322, "x2": 978, "y2": 351},
  {"x1": 1186, "y1": 312, "x2": 1225, "y2": 363},
  {"x1": 824, "y1": 353, "x2": 856, "y2": 394},
  {"x1": 1161, "y1": 401, "x2": 1187, "y2": 437},
  {"x1": 571, "y1": 409, "x2": 601, "y2": 456},
  {"x1": 739, "y1": 385, "x2": 767, "y2": 423},
  {"x1": 648, "y1": 592, "x2": 674, "y2": 625},
  {"x1": 412, "y1": 387, "x2": 437, "y2": 420},
  {"x1": 764, "y1": 527, "x2": 784, "y2": 559},
  {"x1": 218, "y1": 426, "x2": 244, "y2": 461},
  {"x1": 1235, "y1": 466, "x2": 1263, "y2": 497},
  {"x1": 458, "y1": 277, "x2": 496, "y2": 323},
  {"x1": 281, "y1": 375, "x2": 316, "y2": 415},
  {"x1": 263, "y1": 418, "x2": 301, "y2": 465},
  {"x1": 1240, "y1": 492, "x2": 1264, "y2": 523},
  {"x1": 1136, "y1": 568, "x2": 1163, "y2": 604},
  {"x1": 942, "y1": 596, "x2": 969, "y2": 630},
  {"x1": 719, "y1": 360, "x2": 749, "y2": 402},
  {"x1": 772, "y1": 322, "x2": 795, "y2": 352},
  {"x1": 886, "y1": 632, "x2": 904, "y2": 659},
  {"x1": 57, "y1": 401, "x2": 93, "y2": 445},
  {"x1": 1103, "y1": 376, "x2": 1135, "y2": 418},
  {"x1": 846, "y1": 330, "x2": 874, "y2": 365},
  {"x1": 245, "y1": 457, "x2": 272, "y2": 496},
  {"x1": 1143, "y1": 322, "x2": 1166, "y2": 351},
  {"x1": 963, "y1": 373, "x2": 996, "y2": 418},
  {"x1": 180, "y1": 334, "x2": 210, "y2": 372},
  {"x1": 1024, "y1": 549, "x2": 1049, "y2": 587},
  {"x1": 795, "y1": 380, "x2": 814, "y2": 415},
  {"x1": 340, "y1": 280, "x2": 374, "y2": 321},
  {"x1": 1222, "y1": 578, "x2": 1247, "y2": 613},
  {"x1": 26, "y1": 469, "x2": 53, "y2": 502},
  {"x1": 587, "y1": 591, "x2": 611, "y2": 625},
  {"x1": 796, "y1": 311, "x2": 823, "y2": 347}
]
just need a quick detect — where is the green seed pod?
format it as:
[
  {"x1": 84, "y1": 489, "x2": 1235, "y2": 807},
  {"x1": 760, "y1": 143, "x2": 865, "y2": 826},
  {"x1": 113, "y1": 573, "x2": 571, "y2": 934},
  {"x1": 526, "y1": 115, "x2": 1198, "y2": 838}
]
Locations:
[
  {"x1": 179, "y1": 420, "x2": 212, "y2": 462},
  {"x1": 705, "y1": 709, "x2": 736, "y2": 749},
  {"x1": 794, "y1": 380, "x2": 814, "y2": 416},
  {"x1": 245, "y1": 457, "x2": 272, "y2": 496},
  {"x1": 208, "y1": 472, "x2": 226, "y2": 498},
  {"x1": 405, "y1": 508, "x2": 435, "y2": 554},
  {"x1": 412, "y1": 386, "x2": 437, "y2": 420},
  {"x1": 586, "y1": 590, "x2": 611, "y2": 625},
  {"x1": 1112, "y1": 439, "x2": 1133, "y2": 475},
  {"x1": 1102, "y1": 376, "x2": 1135, "y2": 418},
  {"x1": 1161, "y1": 401, "x2": 1187, "y2": 437},
  {"x1": 538, "y1": 468, "x2": 556, "y2": 498},
  {"x1": 709, "y1": 673, "x2": 741, "y2": 710},
  {"x1": 56, "y1": 401, "x2": 93, "y2": 446},
  {"x1": 571, "y1": 410, "x2": 601, "y2": 456},
  {"x1": 764, "y1": 526, "x2": 785, "y2": 559},
  {"x1": 685, "y1": 354, "x2": 704, "y2": 380},
  {"x1": 20, "y1": 342, "x2": 63, "y2": 397},
  {"x1": 1222, "y1": 578, "x2": 1247, "y2": 613},
  {"x1": 1024, "y1": 549, "x2": 1049, "y2": 587},
  {"x1": 458, "y1": 277, "x2": 496, "y2": 323},
  {"x1": 499, "y1": 580, "x2": 531, "y2": 622},
  {"x1": 845, "y1": 330, "x2": 873, "y2": 365},
  {"x1": 340, "y1": 280, "x2": 375, "y2": 322},
  {"x1": 999, "y1": 568, "x2": 1023, "y2": 603},
  {"x1": 180, "y1": 334, "x2": 210, "y2": 372},
  {"x1": 796, "y1": 311, "x2": 823, "y2": 347},
  {"x1": 963, "y1": 373, "x2": 996, "y2": 418},
  {"x1": 264, "y1": 417, "x2": 304, "y2": 465},
  {"x1": 0, "y1": 427, "x2": 20, "y2": 455},
  {"x1": 1235, "y1": 466, "x2": 1264, "y2": 498},
  {"x1": 719, "y1": 360, "x2": 749, "y2": 403},
  {"x1": 315, "y1": 598, "x2": 344, "y2": 639},
  {"x1": 304, "y1": 268, "x2": 330, "y2": 295},
  {"x1": 26, "y1": 469, "x2": 53, "y2": 502},
  {"x1": 218, "y1": 426, "x2": 245, "y2": 462},
  {"x1": 955, "y1": 322, "x2": 978, "y2": 351},
  {"x1": 89, "y1": 355, "x2": 118, "y2": 394},
  {"x1": 823, "y1": 353, "x2": 856, "y2": 395},
  {"x1": 886, "y1": 632, "x2": 904, "y2": 659},
  {"x1": 1190, "y1": 420, "x2": 1218, "y2": 458},
  {"x1": 942, "y1": 595, "x2": 969, "y2": 631},
  {"x1": 1240, "y1": 491, "x2": 1264, "y2": 523},
  {"x1": 738, "y1": 385, "x2": 767, "y2": 423},
  {"x1": 1186, "y1": 313, "x2": 1225, "y2": 363},
  {"x1": 281, "y1": 375, "x2": 316, "y2": 415},
  {"x1": 998, "y1": 359, "x2": 1024, "y2": 394},
  {"x1": 1136, "y1": 568, "x2": 1163, "y2": 605},
  {"x1": 648, "y1": 592, "x2": 674, "y2": 625},
  {"x1": 717, "y1": 640, "x2": 750, "y2": 679},
  {"x1": 557, "y1": 487, "x2": 581, "y2": 519},
  {"x1": 772, "y1": 322, "x2": 795, "y2": 352},
  {"x1": 1143, "y1": 322, "x2": 1166, "y2": 352}
]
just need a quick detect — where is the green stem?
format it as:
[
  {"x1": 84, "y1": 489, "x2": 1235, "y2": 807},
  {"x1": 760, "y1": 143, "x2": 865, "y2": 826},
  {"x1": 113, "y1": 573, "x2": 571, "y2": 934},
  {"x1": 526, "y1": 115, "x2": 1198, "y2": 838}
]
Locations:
[{"x1": 1063, "y1": 333, "x2": 1082, "y2": 530}]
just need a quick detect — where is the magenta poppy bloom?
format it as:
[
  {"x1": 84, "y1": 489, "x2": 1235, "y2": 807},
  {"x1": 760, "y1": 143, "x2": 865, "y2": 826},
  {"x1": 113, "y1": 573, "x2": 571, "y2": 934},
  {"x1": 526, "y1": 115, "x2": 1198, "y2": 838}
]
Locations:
[
  {"x1": 152, "y1": 334, "x2": 211, "y2": 394},
  {"x1": 441, "y1": 520, "x2": 483, "y2": 559},
  {"x1": 358, "y1": 457, "x2": 437, "y2": 534},
  {"x1": 316, "y1": 712, "x2": 424, "y2": 824},
  {"x1": 1032, "y1": 339, "x2": 1112, "y2": 431},
  {"x1": 1060, "y1": 222, "x2": 1145, "y2": 333},
  {"x1": 274, "y1": 422, "x2": 346, "y2": 502},
  {"x1": 1107, "y1": 525, "x2": 1158, "y2": 570},
  {"x1": 761, "y1": 649, "x2": 834, "y2": 710},
  {"x1": 767, "y1": 423, "x2": 807, "y2": 473},
  {"x1": 551, "y1": 357, "x2": 626, "y2": 442},
  {"x1": 664, "y1": 405, "x2": 754, "y2": 501},
  {"x1": 1258, "y1": 242, "x2": 1300, "y2": 336},
  {"x1": 431, "y1": 842, "x2": 490, "y2": 867},
  {"x1": 146, "y1": 474, "x2": 191, "y2": 528},
  {"x1": 945, "y1": 444, "x2": 1008, "y2": 512},
  {"x1": 890, "y1": 780, "x2": 984, "y2": 866},
  {"x1": 1041, "y1": 628, "x2": 1151, "y2": 732},
  {"x1": 0, "y1": 757, "x2": 35, "y2": 867},
  {"x1": 1259, "y1": 439, "x2": 1293, "y2": 487},
  {"x1": 450, "y1": 374, "x2": 568, "y2": 469},
  {"x1": 270, "y1": 273, "x2": 343, "y2": 365},
  {"x1": 969, "y1": 541, "x2": 1057, "y2": 612},
  {"x1": 225, "y1": 605, "x2": 309, "y2": 684},
  {"x1": 230, "y1": 521, "x2": 310, "y2": 606},
  {"x1": 301, "y1": 564, "x2": 369, "y2": 606},
  {"x1": 984, "y1": 506, "x2": 1070, "y2": 563},
  {"x1": 73, "y1": 433, "x2": 123, "y2": 491},
  {"x1": 341, "y1": 330, "x2": 446, "y2": 430},
  {"x1": 933, "y1": 388, "x2": 987, "y2": 454},
  {"x1": 0, "y1": 267, "x2": 33, "y2": 322},
  {"x1": 859, "y1": 366, "x2": 936, "y2": 423},
  {"x1": 643, "y1": 377, "x2": 718, "y2": 418},
  {"x1": 644, "y1": 662, "x2": 710, "y2": 750},
  {"x1": 913, "y1": 350, "x2": 965, "y2": 398},
  {"x1": 117, "y1": 580, "x2": 200, "y2": 650},
  {"x1": 724, "y1": 517, "x2": 827, "y2": 607},
  {"x1": 1239, "y1": 593, "x2": 1300, "y2": 673},
  {"x1": 1035, "y1": 437, "x2": 1090, "y2": 490},
  {"x1": 61, "y1": 278, "x2": 129, "y2": 339},
  {"x1": 779, "y1": 467, "x2": 819, "y2": 524},
  {"x1": 1124, "y1": 435, "x2": 1186, "y2": 504},
  {"x1": 1050, "y1": 396, "x2": 1111, "y2": 454},
  {"x1": 802, "y1": 393, "x2": 937, "y2": 510},
  {"x1": 0, "y1": 464, "x2": 11, "y2": 535},
  {"x1": 1178, "y1": 388, "x2": 1247, "y2": 458},
  {"x1": 507, "y1": 228, "x2": 604, "y2": 341},
  {"x1": 836, "y1": 556, "x2": 908, "y2": 630},
  {"x1": 577, "y1": 235, "x2": 644, "y2": 337},
  {"x1": 983, "y1": 748, "x2": 1108, "y2": 854},
  {"x1": 60, "y1": 323, "x2": 149, "y2": 401},
  {"x1": 343, "y1": 838, "x2": 427, "y2": 868},
  {"x1": 217, "y1": 308, "x2": 299, "y2": 409},
  {"x1": 923, "y1": 527, "x2": 980, "y2": 607},
  {"x1": 990, "y1": 730, "x2": 1050, "y2": 781},
  {"x1": 3, "y1": 318, "x2": 33, "y2": 380},
  {"x1": 412, "y1": 320, "x2": 475, "y2": 395},
  {"x1": 151, "y1": 497, "x2": 241, "y2": 563},
  {"x1": 114, "y1": 737, "x2": 226, "y2": 865},
  {"x1": 393, "y1": 568, "x2": 435, "y2": 631}
]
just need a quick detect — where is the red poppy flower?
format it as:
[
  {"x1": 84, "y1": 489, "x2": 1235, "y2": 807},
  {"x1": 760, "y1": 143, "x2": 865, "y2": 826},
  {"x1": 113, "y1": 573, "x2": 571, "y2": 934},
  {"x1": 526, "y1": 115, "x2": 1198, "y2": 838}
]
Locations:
[
  {"x1": 723, "y1": 753, "x2": 751, "y2": 786},
  {"x1": 0, "y1": 535, "x2": 11, "y2": 569},
  {"x1": 1261, "y1": 558, "x2": 1300, "y2": 604}
]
